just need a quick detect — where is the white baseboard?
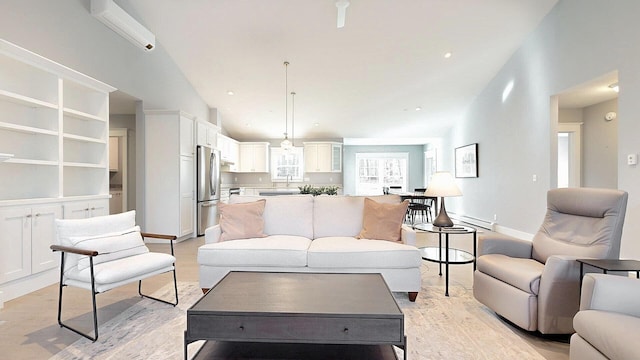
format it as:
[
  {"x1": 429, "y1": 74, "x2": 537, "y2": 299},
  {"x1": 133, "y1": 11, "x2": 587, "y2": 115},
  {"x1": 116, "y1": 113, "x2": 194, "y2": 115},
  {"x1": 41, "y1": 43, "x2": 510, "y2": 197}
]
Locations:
[
  {"x1": 493, "y1": 224, "x2": 535, "y2": 241},
  {"x1": 0, "y1": 269, "x2": 58, "y2": 303}
]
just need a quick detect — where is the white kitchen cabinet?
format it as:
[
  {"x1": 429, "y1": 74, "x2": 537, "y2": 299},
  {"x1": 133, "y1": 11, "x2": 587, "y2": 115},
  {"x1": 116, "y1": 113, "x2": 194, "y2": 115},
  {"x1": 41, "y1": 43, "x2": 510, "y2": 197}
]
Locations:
[
  {"x1": 196, "y1": 121, "x2": 218, "y2": 148},
  {"x1": 304, "y1": 142, "x2": 342, "y2": 173},
  {"x1": 62, "y1": 199, "x2": 109, "y2": 219},
  {"x1": 217, "y1": 133, "x2": 240, "y2": 172},
  {"x1": 145, "y1": 110, "x2": 195, "y2": 240},
  {"x1": 239, "y1": 142, "x2": 269, "y2": 173},
  {"x1": 0, "y1": 204, "x2": 62, "y2": 284},
  {"x1": 109, "y1": 190, "x2": 123, "y2": 214}
]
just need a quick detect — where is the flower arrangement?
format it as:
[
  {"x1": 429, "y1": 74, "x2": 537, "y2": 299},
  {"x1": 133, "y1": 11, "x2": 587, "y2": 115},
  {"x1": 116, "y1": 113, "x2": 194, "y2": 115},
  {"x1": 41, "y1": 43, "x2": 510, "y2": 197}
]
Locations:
[{"x1": 298, "y1": 185, "x2": 339, "y2": 196}]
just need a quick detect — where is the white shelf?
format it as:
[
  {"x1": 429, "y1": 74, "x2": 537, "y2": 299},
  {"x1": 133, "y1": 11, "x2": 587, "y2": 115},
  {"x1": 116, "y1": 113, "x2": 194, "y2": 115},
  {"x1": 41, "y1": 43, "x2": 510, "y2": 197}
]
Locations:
[
  {"x1": 63, "y1": 161, "x2": 105, "y2": 168},
  {"x1": 4, "y1": 158, "x2": 57, "y2": 166},
  {"x1": 63, "y1": 107, "x2": 105, "y2": 122},
  {"x1": 0, "y1": 153, "x2": 14, "y2": 162},
  {"x1": 0, "y1": 121, "x2": 58, "y2": 136},
  {"x1": 0, "y1": 89, "x2": 58, "y2": 109},
  {"x1": 63, "y1": 133, "x2": 106, "y2": 144}
]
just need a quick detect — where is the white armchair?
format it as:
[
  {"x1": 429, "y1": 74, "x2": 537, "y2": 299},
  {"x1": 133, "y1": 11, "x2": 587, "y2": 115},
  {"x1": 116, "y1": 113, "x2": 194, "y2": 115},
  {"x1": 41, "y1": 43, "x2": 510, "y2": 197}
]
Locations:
[
  {"x1": 571, "y1": 273, "x2": 640, "y2": 359},
  {"x1": 51, "y1": 210, "x2": 178, "y2": 341},
  {"x1": 473, "y1": 188, "x2": 628, "y2": 334}
]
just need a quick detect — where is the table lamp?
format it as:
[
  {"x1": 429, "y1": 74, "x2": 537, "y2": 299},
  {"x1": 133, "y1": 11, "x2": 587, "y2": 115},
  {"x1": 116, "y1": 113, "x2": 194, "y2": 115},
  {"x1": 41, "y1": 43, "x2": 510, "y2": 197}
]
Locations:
[{"x1": 425, "y1": 171, "x2": 462, "y2": 227}]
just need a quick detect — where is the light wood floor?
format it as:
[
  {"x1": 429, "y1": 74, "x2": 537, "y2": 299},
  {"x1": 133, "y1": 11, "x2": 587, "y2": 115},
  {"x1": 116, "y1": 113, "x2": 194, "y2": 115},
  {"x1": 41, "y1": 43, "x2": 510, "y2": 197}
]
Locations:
[{"x1": 0, "y1": 231, "x2": 570, "y2": 360}]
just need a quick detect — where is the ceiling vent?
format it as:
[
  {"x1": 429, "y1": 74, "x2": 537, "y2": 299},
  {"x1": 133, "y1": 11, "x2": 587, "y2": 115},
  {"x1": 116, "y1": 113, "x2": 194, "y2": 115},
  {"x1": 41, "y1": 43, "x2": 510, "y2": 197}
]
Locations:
[{"x1": 91, "y1": 0, "x2": 155, "y2": 51}]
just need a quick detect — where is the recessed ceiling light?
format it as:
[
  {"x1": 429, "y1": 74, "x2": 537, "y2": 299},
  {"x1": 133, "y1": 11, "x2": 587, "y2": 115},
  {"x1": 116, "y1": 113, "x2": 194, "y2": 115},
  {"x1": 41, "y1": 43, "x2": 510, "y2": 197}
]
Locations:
[
  {"x1": 314, "y1": 123, "x2": 320, "y2": 127},
  {"x1": 227, "y1": 91, "x2": 235, "y2": 96},
  {"x1": 444, "y1": 52, "x2": 452, "y2": 59},
  {"x1": 415, "y1": 107, "x2": 422, "y2": 111}
]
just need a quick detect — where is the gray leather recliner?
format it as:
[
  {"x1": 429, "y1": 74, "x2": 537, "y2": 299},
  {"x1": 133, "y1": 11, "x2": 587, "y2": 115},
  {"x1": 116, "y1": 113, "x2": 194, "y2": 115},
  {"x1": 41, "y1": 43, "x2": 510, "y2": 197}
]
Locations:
[{"x1": 473, "y1": 188, "x2": 628, "y2": 334}]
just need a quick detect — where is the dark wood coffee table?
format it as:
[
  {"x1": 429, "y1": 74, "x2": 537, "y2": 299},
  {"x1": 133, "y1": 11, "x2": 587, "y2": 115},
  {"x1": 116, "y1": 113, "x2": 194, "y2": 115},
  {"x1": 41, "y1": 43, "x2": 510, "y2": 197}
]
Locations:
[{"x1": 184, "y1": 272, "x2": 406, "y2": 360}]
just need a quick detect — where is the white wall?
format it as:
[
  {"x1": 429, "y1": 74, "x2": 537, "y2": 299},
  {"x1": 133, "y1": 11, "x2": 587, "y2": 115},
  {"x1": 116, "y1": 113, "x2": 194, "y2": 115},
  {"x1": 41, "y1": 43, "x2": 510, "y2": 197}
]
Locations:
[
  {"x1": 446, "y1": 0, "x2": 640, "y2": 258},
  {"x1": 0, "y1": 0, "x2": 209, "y2": 120}
]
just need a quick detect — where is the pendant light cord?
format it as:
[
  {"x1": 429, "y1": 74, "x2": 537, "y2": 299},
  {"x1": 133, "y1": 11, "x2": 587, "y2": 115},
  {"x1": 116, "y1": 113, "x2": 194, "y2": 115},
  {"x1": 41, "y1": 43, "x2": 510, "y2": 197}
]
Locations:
[{"x1": 284, "y1": 61, "x2": 289, "y2": 138}]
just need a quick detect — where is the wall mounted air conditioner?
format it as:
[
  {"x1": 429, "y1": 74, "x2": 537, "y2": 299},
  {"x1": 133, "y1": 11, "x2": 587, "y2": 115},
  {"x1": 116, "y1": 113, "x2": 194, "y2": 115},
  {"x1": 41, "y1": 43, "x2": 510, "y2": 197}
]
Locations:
[{"x1": 91, "y1": 0, "x2": 155, "y2": 51}]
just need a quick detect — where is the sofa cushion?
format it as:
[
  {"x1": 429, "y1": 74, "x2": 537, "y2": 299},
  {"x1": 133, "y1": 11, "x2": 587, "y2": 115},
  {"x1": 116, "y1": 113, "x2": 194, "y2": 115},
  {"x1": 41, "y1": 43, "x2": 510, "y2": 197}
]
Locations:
[
  {"x1": 307, "y1": 236, "x2": 421, "y2": 269},
  {"x1": 313, "y1": 195, "x2": 401, "y2": 239},
  {"x1": 574, "y1": 310, "x2": 640, "y2": 360},
  {"x1": 219, "y1": 199, "x2": 267, "y2": 241},
  {"x1": 70, "y1": 226, "x2": 149, "y2": 271},
  {"x1": 357, "y1": 198, "x2": 409, "y2": 242},
  {"x1": 230, "y1": 195, "x2": 314, "y2": 239},
  {"x1": 198, "y1": 235, "x2": 312, "y2": 267},
  {"x1": 476, "y1": 254, "x2": 544, "y2": 295}
]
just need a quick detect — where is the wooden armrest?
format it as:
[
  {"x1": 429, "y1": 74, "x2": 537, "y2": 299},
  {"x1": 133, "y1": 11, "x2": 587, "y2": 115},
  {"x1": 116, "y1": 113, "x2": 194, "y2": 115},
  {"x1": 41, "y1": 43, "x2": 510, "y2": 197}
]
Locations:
[
  {"x1": 141, "y1": 232, "x2": 177, "y2": 241},
  {"x1": 50, "y1": 244, "x2": 98, "y2": 257}
]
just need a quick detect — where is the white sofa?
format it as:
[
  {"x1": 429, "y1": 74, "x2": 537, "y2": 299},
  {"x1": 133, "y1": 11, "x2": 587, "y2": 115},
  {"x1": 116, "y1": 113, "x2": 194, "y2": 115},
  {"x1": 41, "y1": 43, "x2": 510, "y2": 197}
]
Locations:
[{"x1": 199, "y1": 194, "x2": 422, "y2": 301}]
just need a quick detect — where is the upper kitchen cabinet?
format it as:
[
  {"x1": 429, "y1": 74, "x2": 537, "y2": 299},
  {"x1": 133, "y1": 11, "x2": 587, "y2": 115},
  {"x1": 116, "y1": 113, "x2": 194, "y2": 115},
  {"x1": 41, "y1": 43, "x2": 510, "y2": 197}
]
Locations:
[
  {"x1": 217, "y1": 133, "x2": 239, "y2": 172},
  {"x1": 239, "y1": 142, "x2": 269, "y2": 173},
  {"x1": 196, "y1": 120, "x2": 218, "y2": 148},
  {"x1": 0, "y1": 39, "x2": 114, "y2": 202},
  {"x1": 144, "y1": 110, "x2": 195, "y2": 240},
  {"x1": 304, "y1": 142, "x2": 342, "y2": 173}
]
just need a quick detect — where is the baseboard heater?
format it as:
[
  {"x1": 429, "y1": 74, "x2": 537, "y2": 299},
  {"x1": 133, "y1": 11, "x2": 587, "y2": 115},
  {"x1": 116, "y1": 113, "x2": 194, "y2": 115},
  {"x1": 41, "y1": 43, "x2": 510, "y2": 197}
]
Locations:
[{"x1": 449, "y1": 213, "x2": 496, "y2": 231}]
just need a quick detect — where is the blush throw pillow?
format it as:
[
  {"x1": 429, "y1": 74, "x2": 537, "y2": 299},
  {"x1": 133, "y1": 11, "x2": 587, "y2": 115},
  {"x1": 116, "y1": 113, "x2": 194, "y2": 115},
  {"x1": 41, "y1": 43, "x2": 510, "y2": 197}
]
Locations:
[
  {"x1": 357, "y1": 198, "x2": 410, "y2": 242},
  {"x1": 70, "y1": 226, "x2": 149, "y2": 271},
  {"x1": 219, "y1": 199, "x2": 267, "y2": 241}
]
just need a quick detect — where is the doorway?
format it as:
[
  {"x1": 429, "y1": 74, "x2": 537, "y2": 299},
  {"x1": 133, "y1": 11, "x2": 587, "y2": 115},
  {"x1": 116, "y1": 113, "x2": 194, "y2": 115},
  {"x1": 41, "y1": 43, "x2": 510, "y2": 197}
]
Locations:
[{"x1": 554, "y1": 71, "x2": 619, "y2": 189}]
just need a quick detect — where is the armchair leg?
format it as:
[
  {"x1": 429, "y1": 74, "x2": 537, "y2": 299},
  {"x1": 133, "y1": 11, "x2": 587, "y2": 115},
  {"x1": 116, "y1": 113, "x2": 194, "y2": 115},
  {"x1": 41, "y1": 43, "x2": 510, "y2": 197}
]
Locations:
[
  {"x1": 408, "y1": 292, "x2": 418, "y2": 302},
  {"x1": 56, "y1": 253, "x2": 99, "y2": 342},
  {"x1": 138, "y1": 268, "x2": 179, "y2": 307}
]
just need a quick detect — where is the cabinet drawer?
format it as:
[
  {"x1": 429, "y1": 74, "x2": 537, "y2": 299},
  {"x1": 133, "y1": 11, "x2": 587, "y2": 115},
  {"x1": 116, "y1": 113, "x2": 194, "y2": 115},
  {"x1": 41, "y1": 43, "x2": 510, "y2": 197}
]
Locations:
[{"x1": 187, "y1": 314, "x2": 403, "y2": 343}]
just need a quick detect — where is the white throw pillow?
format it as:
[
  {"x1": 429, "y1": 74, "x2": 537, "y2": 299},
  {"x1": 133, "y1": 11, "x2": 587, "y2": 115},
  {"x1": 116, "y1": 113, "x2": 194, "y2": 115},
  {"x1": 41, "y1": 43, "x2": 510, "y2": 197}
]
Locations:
[{"x1": 70, "y1": 226, "x2": 149, "y2": 270}]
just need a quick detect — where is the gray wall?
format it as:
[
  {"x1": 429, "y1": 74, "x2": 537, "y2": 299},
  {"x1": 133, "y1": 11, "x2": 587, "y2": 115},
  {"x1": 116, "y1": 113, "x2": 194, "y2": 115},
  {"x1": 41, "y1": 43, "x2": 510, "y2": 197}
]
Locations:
[
  {"x1": 445, "y1": 0, "x2": 640, "y2": 258},
  {"x1": 343, "y1": 145, "x2": 424, "y2": 195},
  {"x1": 582, "y1": 99, "x2": 618, "y2": 188}
]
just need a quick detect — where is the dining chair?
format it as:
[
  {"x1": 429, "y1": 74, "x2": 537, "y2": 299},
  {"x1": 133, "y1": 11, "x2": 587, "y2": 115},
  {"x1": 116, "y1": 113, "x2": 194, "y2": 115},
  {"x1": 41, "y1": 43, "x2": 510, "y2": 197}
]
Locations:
[{"x1": 408, "y1": 188, "x2": 433, "y2": 224}]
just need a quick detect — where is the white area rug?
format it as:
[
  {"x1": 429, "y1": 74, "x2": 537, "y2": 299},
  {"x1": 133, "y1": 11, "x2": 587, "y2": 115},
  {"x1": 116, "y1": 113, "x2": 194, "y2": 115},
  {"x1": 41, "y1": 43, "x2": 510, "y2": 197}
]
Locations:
[{"x1": 50, "y1": 269, "x2": 545, "y2": 360}]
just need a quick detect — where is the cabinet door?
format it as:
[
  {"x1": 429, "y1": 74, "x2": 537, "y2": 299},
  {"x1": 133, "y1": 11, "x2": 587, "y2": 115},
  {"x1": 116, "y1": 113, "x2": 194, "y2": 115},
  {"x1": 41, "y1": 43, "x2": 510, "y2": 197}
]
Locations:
[
  {"x1": 180, "y1": 155, "x2": 194, "y2": 237},
  {"x1": 252, "y1": 144, "x2": 268, "y2": 172},
  {"x1": 0, "y1": 207, "x2": 32, "y2": 283},
  {"x1": 180, "y1": 116, "x2": 194, "y2": 156},
  {"x1": 331, "y1": 144, "x2": 342, "y2": 172},
  {"x1": 63, "y1": 202, "x2": 90, "y2": 219},
  {"x1": 239, "y1": 144, "x2": 254, "y2": 172},
  {"x1": 304, "y1": 144, "x2": 318, "y2": 172},
  {"x1": 31, "y1": 205, "x2": 62, "y2": 274},
  {"x1": 89, "y1": 200, "x2": 109, "y2": 217},
  {"x1": 316, "y1": 143, "x2": 333, "y2": 172},
  {"x1": 228, "y1": 141, "x2": 239, "y2": 172}
]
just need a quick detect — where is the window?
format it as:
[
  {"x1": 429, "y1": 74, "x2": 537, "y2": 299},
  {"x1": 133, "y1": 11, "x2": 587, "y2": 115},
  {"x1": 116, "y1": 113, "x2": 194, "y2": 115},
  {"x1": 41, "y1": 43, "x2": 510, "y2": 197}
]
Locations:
[
  {"x1": 271, "y1": 147, "x2": 304, "y2": 182},
  {"x1": 355, "y1": 152, "x2": 408, "y2": 195}
]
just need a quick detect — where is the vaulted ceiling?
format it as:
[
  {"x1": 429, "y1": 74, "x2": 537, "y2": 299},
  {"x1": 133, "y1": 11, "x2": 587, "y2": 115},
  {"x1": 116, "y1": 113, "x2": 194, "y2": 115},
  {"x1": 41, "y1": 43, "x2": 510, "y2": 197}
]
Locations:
[{"x1": 122, "y1": 0, "x2": 558, "y2": 142}]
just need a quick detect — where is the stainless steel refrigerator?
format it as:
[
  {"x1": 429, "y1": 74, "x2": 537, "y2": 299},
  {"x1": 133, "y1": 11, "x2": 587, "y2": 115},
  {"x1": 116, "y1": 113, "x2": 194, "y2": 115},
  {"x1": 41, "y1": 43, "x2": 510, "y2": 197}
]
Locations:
[{"x1": 197, "y1": 145, "x2": 220, "y2": 236}]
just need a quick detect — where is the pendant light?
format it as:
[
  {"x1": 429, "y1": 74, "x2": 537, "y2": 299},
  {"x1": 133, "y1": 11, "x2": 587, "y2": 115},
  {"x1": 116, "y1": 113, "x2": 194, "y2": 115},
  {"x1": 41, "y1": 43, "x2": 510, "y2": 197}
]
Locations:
[
  {"x1": 291, "y1": 91, "x2": 296, "y2": 148},
  {"x1": 280, "y1": 61, "x2": 292, "y2": 151}
]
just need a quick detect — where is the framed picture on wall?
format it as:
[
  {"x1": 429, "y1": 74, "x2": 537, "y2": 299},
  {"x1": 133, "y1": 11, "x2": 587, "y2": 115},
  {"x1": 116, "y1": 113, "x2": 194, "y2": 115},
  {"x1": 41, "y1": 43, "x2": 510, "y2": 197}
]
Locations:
[{"x1": 455, "y1": 143, "x2": 478, "y2": 178}]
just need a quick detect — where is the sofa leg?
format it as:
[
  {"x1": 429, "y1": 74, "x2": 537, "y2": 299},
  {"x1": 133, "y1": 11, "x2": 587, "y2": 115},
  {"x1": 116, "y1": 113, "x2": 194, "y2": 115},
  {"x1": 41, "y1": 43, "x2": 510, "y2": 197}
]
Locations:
[
  {"x1": 201, "y1": 288, "x2": 209, "y2": 294},
  {"x1": 408, "y1": 292, "x2": 418, "y2": 302}
]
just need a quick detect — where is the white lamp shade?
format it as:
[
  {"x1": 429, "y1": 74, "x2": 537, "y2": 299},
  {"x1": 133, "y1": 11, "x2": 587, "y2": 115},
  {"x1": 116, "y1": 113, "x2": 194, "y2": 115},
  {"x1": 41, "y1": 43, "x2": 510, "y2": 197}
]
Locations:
[
  {"x1": 280, "y1": 137, "x2": 292, "y2": 151},
  {"x1": 425, "y1": 171, "x2": 462, "y2": 197}
]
